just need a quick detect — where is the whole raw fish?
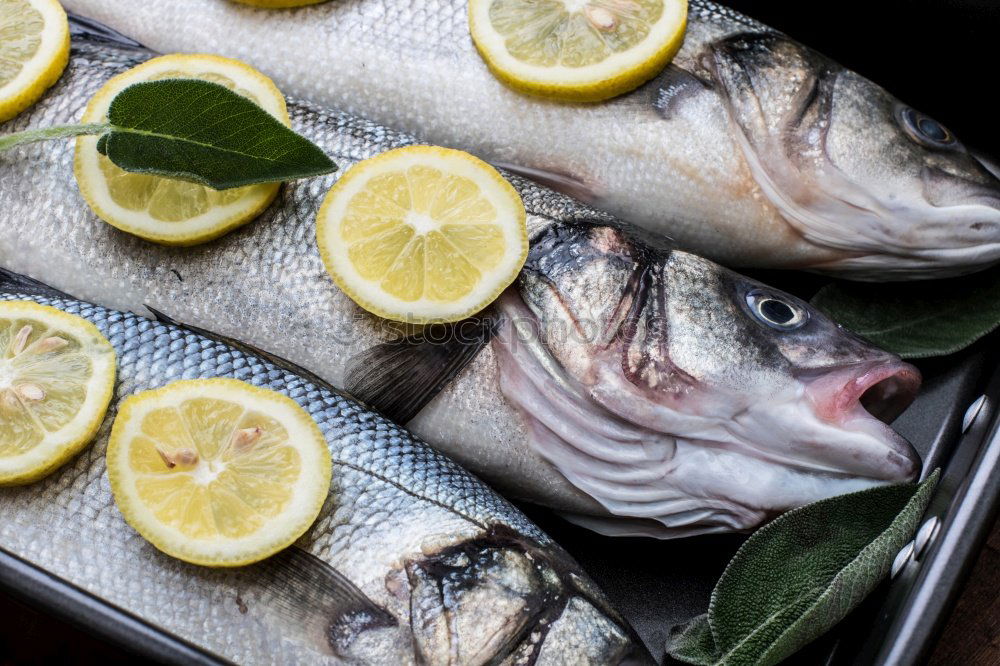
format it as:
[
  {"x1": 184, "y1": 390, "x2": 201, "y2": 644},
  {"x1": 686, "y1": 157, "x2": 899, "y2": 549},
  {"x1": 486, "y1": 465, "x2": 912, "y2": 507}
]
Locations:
[
  {"x1": 0, "y1": 31, "x2": 921, "y2": 540},
  {"x1": 0, "y1": 271, "x2": 650, "y2": 664},
  {"x1": 60, "y1": 0, "x2": 1000, "y2": 280}
]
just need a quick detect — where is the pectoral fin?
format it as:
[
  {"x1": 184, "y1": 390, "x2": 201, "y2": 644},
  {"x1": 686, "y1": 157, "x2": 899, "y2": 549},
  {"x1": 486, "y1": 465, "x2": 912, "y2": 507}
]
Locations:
[
  {"x1": 252, "y1": 547, "x2": 396, "y2": 656},
  {"x1": 0, "y1": 267, "x2": 75, "y2": 300},
  {"x1": 345, "y1": 317, "x2": 497, "y2": 424}
]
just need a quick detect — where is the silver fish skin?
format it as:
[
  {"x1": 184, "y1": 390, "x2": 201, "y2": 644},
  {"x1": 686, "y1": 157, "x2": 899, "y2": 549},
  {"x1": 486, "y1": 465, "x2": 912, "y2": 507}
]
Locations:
[
  {"x1": 60, "y1": 0, "x2": 1000, "y2": 280},
  {"x1": 0, "y1": 36, "x2": 921, "y2": 539},
  {"x1": 0, "y1": 278, "x2": 649, "y2": 665}
]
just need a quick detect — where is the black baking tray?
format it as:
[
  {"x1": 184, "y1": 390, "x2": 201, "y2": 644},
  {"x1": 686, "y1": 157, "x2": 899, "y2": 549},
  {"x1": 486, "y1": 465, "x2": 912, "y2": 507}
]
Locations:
[{"x1": 3, "y1": 1, "x2": 999, "y2": 663}]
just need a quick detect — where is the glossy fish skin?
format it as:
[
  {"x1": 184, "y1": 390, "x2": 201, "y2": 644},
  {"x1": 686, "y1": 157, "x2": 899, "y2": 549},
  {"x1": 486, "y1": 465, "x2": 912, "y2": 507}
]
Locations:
[
  {"x1": 0, "y1": 279, "x2": 646, "y2": 665},
  {"x1": 60, "y1": 0, "x2": 1000, "y2": 280},
  {"x1": 1, "y1": 36, "x2": 920, "y2": 539}
]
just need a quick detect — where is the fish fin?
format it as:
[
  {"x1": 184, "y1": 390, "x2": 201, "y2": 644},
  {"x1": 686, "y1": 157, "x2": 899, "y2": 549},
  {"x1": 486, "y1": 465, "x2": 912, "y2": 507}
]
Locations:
[
  {"x1": 0, "y1": 267, "x2": 75, "y2": 300},
  {"x1": 345, "y1": 317, "x2": 498, "y2": 424},
  {"x1": 559, "y1": 512, "x2": 727, "y2": 539},
  {"x1": 255, "y1": 547, "x2": 396, "y2": 656},
  {"x1": 650, "y1": 65, "x2": 712, "y2": 121},
  {"x1": 143, "y1": 305, "x2": 340, "y2": 394},
  {"x1": 68, "y1": 14, "x2": 143, "y2": 47},
  {"x1": 494, "y1": 162, "x2": 599, "y2": 205},
  {"x1": 143, "y1": 305, "x2": 180, "y2": 327}
]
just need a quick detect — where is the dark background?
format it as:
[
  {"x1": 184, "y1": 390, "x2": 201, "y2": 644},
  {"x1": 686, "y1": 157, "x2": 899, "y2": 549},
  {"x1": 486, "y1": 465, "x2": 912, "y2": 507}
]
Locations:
[
  {"x1": 720, "y1": 0, "x2": 999, "y2": 158},
  {"x1": 3, "y1": 1, "x2": 999, "y2": 664}
]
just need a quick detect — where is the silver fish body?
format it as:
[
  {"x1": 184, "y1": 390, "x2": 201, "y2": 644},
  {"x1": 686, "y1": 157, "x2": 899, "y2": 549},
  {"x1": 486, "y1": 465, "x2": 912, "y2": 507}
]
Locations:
[
  {"x1": 1, "y1": 35, "x2": 921, "y2": 539},
  {"x1": 60, "y1": 0, "x2": 1000, "y2": 280},
  {"x1": 0, "y1": 277, "x2": 647, "y2": 664}
]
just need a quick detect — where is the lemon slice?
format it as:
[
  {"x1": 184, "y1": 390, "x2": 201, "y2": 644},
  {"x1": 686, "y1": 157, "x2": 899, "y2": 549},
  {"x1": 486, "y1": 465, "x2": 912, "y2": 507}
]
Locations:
[
  {"x1": 469, "y1": 0, "x2": 688, "y2": 102},
  {"x1": 0, "y1": 0, "x2": 70, "y2": 122},
  {"x1": 74, "y1": 54, "x2": 290, "y2": 246},
  {"x1": 107, "y1": 379, "x2": 331, "y2": 567},
  {"x1": 0, "y1": 301, "x2": 116, "y2": 485},
  {"x1": 316, "y1": 146, "x2": 528, "y2": 324}
]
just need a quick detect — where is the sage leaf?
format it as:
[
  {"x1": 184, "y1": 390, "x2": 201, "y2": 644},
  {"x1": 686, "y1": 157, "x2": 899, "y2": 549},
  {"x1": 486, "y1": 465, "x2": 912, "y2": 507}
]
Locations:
[
  {"x1": 667, "y1": 470, "x2": 939, "y2": 666},
  {"x1": 0, "y1": 123, "x2": 109, "y2": 152},
  {"x1": 99, "y1": 79, "x2": 336, "y2": 189},
  {"x1": 811, "y1": 268, "x2": 1000, "y2": 358}
]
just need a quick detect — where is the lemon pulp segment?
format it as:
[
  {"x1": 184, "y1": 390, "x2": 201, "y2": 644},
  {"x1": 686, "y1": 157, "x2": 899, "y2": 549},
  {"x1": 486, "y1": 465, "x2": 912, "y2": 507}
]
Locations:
[{"x1": 0, "y1": 0, "x2": 70, "y2": 122}]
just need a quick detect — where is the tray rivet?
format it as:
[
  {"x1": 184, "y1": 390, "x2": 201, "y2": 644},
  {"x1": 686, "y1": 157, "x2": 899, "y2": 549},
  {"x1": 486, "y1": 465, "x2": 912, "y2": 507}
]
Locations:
[
  {"x1": 913, "y1": 517, "x2": 941, "y2": 560},
  {"x1": 962, "y1": 395, "x2": 987, "y2": 433},
  {"x1": 891, "y1": 540, "x2": 915, "y2": 579}
]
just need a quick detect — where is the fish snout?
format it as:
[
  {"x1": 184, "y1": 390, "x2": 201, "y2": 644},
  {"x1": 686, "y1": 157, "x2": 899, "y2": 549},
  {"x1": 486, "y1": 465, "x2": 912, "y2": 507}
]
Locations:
[
  {"x1": 803, "y1": 360, "x2": 922, "y2": 482},
  {"x1": 921, "y1": 164, "x2": 1000, "y2": 243}
]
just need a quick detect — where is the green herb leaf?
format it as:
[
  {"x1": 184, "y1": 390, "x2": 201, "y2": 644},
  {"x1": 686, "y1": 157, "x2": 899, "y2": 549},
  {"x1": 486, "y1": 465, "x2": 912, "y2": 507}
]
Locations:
[
  {"x1": 667, "y1": 470, "x2": 939, "y2": 666},
  {"x1": 811, "y1": 267, "x2": 1000, "y2": 358},
  {"x1": 99, "y1": 79, "x2": 336, "y2": 189}
]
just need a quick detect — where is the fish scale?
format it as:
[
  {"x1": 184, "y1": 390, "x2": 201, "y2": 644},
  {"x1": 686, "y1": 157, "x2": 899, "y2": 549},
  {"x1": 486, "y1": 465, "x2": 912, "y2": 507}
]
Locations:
[{"x1": 0, "y1": 287, "x2": 644, "y2": 664}]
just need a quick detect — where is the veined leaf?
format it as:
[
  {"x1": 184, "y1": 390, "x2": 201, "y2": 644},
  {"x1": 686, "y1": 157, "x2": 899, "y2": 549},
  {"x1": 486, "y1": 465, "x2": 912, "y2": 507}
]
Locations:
[
  {"x1": 811, "y1": 267, "x2": 1000, "y2": 358},
  {"x1": 98, "y1": 79, "x2": 336, "y2": 189},
  {"x1": 668, "y1": 471, "x2": 939, "y2": 666}
]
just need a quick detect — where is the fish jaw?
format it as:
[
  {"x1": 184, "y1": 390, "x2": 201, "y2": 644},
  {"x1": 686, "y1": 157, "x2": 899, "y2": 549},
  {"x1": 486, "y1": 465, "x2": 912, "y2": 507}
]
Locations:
[
  {"x1": 587, "y1": 344, "x2": 922, "y2": 525},
  {"x1": 755, "y1": 155, "x2": 1000, "y2": 280}
]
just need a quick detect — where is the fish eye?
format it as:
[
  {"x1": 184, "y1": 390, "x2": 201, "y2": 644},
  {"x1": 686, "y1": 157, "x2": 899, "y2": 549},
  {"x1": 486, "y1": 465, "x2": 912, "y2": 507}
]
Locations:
[
  {"x1": 745, "y1": 290, "x2": 809, "y2": 331},
  {"x1": 899, "y1": 107, "x2": 956, "y2": 148}
]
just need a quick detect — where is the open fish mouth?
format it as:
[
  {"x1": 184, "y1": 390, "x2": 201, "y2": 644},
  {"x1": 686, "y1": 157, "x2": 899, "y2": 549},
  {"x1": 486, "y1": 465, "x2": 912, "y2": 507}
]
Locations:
[
  {"x1": 807, "y1": 360, "x2": 921, "y2": 426},
  {"x1": 732, "y1": 358, "x2": 924, "y2": 483},
  {"x1": 795, "y1": 359, "x2": 922, "y2": 482}
]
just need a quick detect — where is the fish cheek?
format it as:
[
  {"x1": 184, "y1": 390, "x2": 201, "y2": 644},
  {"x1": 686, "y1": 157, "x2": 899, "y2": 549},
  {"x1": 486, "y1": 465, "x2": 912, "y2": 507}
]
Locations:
[
  {"x1": 664, "y1": 254, "x2": 787, "y2": 388},
  {"x1": 825, "y1": 76, "x2": 922, "y2": 190}
]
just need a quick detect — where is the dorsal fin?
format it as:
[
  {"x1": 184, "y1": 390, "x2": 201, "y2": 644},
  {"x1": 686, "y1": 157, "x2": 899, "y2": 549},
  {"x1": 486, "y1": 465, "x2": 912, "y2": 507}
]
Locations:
[
  {"x1": 493, "y1": 162, "x2": 599, "y2": 204},
  {"x1": 650, "y1": 65, "x2": 712, "y2": 121},
  {"x1": 68, "y1": 14, "x2": 143, "y2": 47},
  {"x1": 0, "y1": 267, "x2": 75, "y2": 300}
]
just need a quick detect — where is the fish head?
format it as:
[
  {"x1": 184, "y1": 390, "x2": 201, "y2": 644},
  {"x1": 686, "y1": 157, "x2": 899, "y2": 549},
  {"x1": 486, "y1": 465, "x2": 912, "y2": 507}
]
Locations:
[
  {"x1": 498, "y1": 222, "x2": 921, "y2": 537},
  {"x1": 386, "y1": 526, "x2": 651, "y2": 663},
  {"x1": 709, "y1": 33, "x2": 1000, "y2": 279}
]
